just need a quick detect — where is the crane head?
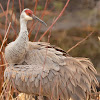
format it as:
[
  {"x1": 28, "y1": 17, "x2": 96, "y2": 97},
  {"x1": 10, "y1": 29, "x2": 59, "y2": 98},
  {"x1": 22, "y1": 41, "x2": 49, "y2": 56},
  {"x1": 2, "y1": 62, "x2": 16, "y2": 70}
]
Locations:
[{"x1": 21, "y1": 8, "x2": 47, "y2": 26}]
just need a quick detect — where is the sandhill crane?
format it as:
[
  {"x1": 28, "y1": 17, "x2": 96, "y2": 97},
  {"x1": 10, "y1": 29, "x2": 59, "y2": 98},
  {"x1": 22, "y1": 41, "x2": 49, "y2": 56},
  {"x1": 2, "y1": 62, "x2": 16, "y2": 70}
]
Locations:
[{"x1": 4, "y1": 8, "x2": 99, "y2": 100}]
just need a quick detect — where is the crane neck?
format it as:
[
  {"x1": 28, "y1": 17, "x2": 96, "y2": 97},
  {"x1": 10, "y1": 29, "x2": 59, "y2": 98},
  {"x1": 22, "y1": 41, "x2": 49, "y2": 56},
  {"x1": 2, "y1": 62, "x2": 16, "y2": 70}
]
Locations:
[
  {"x1": 20, "y1": 18, "x2": 28, "y2": 35},
  {"x1": 16, "y1": 18, "x2": 29, "y2": 43}
]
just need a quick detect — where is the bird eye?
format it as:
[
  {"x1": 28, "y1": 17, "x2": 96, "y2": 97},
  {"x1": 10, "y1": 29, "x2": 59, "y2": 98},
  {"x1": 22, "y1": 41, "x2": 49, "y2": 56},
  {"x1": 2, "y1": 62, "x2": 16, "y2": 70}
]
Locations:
[
  {"x1": 26, "y1": 12, "x2": 32, "y2": 16},
  {"x1": 25, "y1": 10, "x2": 33, "y2": 16}
]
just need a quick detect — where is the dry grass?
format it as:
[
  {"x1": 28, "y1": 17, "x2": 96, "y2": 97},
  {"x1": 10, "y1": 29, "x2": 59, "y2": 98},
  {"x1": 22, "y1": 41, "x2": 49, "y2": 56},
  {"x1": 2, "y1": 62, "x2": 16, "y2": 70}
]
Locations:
[{"x1": 98, "y1": 36, "x2": 100, "y2": 41}]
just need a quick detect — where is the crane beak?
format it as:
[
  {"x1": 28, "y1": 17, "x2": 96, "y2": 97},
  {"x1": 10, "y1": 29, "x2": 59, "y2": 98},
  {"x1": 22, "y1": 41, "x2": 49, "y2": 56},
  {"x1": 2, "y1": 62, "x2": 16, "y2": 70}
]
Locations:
[{"x1": 32, "y1": 14, "x2": 47, "y2": 26}]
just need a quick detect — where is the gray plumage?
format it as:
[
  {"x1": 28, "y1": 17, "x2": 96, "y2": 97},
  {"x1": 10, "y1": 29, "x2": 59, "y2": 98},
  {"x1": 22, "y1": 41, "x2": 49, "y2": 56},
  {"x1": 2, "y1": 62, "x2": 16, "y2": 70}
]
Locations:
[{"x1": 4, "y1": 8, "x2": 99, "y2": 100}]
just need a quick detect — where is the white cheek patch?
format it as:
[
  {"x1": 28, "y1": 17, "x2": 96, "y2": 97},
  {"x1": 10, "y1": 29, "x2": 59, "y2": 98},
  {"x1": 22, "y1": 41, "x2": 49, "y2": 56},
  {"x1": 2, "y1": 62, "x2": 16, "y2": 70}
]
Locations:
[{"x1": 25, "y1": 15, "x2": 32, "y2": 20}]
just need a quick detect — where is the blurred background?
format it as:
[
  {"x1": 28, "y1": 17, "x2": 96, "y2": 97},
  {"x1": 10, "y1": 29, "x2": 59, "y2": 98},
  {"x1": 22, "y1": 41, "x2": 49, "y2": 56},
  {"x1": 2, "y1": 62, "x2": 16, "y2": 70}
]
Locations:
[{"x1": 0, "y1": 0, "x2": 100, "y2": 96}]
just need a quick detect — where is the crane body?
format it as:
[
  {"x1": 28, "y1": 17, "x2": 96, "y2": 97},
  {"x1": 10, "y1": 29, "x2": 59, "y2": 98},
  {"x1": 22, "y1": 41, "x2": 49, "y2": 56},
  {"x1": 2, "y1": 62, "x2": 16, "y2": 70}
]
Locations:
[{"x1": 4, "y1": 8, "x2": 99, "y2": 100}]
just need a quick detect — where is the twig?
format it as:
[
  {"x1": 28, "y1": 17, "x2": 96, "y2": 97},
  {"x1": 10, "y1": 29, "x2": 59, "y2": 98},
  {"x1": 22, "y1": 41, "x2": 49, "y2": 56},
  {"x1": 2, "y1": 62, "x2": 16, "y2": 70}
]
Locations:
[
  {"x1": 0, "y1": 63, "x2": 8, "y2": 67},
  {"x1": 0, "y1": 22, "x2": 11, "y2": 52},
  {"x1": 33, "y1": 0, "x2": 49, "y2": 41},
  {"x1": 34, "y1": 0, "x2": 38, "y2": 15},
  {"x1": 67, "y1": 31, "x2": 94, "y2": 53},
  {"x1": 22, "y1": 0, "x2": 24, "y2": 10},
  {"x1": 5, "y1": 0, "x2": 10, "y2": 33},
  {"x1": 28, "y1": 0, "x2": 38, "y2": 38},
  {"x1": 38, "y1": 0, "x2": 70, "y2": 41},
  {"x1": 19, "y1": 0, "x2": 22, "y2": 14},
  {"x1": 2, "y1": 51, "x2": 7, "y2": 67}
]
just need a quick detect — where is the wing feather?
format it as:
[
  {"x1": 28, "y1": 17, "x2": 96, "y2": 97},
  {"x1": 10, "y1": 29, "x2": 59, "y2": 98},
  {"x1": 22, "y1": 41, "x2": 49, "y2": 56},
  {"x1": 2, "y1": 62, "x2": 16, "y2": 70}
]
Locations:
[{"x1": 4, "y1": 42, "x2": 98, "y2": 100}]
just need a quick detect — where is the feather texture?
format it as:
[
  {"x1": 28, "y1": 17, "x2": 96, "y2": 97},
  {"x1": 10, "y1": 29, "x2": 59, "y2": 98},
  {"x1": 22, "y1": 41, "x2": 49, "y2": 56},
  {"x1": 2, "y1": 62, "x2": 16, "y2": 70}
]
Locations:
[{"x1": 4, "y1": 42, "x2": 99, "y2": 100}]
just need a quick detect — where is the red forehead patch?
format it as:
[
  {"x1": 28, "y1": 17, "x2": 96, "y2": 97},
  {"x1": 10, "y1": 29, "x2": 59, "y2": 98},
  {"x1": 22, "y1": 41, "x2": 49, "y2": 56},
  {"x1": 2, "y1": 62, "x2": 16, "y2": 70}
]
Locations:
[{"x1": 25, "y1": 10, "x2": 33, "y2": 15}]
